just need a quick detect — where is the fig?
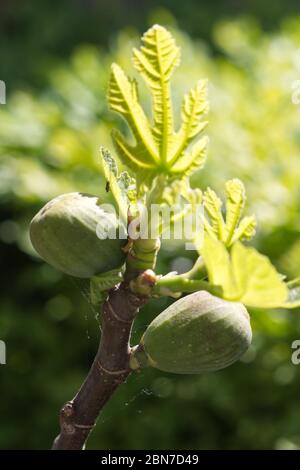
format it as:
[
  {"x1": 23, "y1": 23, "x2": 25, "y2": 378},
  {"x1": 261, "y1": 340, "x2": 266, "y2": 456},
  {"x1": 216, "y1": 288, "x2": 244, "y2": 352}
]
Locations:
[
  {"x1": 131, "y1": 291, "x2": 252, "y2": 374},
  {"x1": 30, "y1": 192, "x2": 126, "y2": 278}
]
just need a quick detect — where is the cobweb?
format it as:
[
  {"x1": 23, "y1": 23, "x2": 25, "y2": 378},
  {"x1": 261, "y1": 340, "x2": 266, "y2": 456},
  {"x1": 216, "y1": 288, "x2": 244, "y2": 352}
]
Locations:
[
  {"x1": 69, "y1": 277, "x2": 102, "y2": 335},
  {"x1": 68, "y1": 277, "x2": 157, "y2": 412}
]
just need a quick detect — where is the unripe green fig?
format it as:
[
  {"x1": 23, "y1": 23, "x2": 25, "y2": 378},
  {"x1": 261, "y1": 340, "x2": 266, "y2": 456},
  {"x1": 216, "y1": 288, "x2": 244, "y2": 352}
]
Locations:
[
  {"x1": 30, "y1": 192, "x2": 127, "y2": 278},
  {"x1": 131, "y1": 291, "x2": 252, "y2": 374}
]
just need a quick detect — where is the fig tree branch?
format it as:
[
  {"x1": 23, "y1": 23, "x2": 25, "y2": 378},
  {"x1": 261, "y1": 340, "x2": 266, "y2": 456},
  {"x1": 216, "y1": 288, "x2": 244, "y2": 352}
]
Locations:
[
  {"x1": 51, "y1": 239, "x2": 159, "y2": 450},
  {"x1": 52, "y1": 281, "x2": 148, "y2": 450}
]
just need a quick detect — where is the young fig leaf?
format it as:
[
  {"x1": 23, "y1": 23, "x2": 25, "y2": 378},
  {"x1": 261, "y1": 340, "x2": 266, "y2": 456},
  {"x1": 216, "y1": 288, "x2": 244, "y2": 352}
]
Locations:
[
  {"x1": 203, "y1": 187, "x2": 226, "y2": 241},
  {"x1": 108, "y1": 25, "x2": 209, "y2": 187},
  {"x1": 200, "y1": 235, "x2": 288, "y2": 308},
  {"x1": 100, "y1": 147, "x2": 136, "y2": 222},
  {"x1": 202, "y1": 179, "x2": 256, "y2": 246}
]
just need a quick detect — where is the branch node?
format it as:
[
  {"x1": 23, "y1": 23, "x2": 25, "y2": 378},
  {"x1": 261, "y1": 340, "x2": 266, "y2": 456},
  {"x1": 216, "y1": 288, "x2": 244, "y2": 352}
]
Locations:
[
  {"x1": 74, "y1": 423, "x2": 95, "y2": 431},
  {"x1": 106, "y1": 301, "x2": 132, "y2": 324},
  {"x1": 61, "y1": 401, "x2": 74, "y2": 418},
  {"x1": 96, "y1": 360, "x2": 129, "y2": 377}
]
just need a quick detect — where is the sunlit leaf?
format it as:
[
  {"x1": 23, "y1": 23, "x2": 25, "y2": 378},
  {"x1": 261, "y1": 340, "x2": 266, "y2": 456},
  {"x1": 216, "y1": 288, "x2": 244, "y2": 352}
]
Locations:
[
  {"x1": 203, "y1": 187, "x2": 226, "y2": 241},
  {"x1": 100, "y1": 147, "x2": 136, "y2": 222},
  {"x1": 169, "y1": 80, "x2": 208, "y2": 166},
  {"x1": 109, "y1": 25, "x2": 208, "y2": 187},
  {"x1": 231, "y1": 215, "x2": 256, "y2": 244},
  {"x1": 224, "y1": 179, "x2": 245, "y2": 243},
  {"x1": 202, "y1": 180, "x2": 256, "y2": 247},
  {"x1": 231, "y1": 242, "x2": 287, "y2": 308},
  {"x1": 201, "y1": 235, "x2": 288, "y2": 308},
  {"x1": 200, "y1": 235, "x2": 237, "y2": 298},
  {"x1": 133, "y1": 24, "x2": 180, "y2": 159},
  {"x1": 171, "y1": 136, "x2": 208, "y2": 178},
  {"x1": 108, "y1": 63, "x2": 159, "y2": 167}
]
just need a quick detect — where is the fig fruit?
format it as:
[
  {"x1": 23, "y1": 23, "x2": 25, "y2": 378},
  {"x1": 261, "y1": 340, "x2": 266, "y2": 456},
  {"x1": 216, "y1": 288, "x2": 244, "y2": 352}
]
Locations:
[
  {"x1": 131, "y1": 291, "x2": 252, "y2": 374},
  {"x1": 30, "y1": 192, "x2": 126, "y2": 278}
]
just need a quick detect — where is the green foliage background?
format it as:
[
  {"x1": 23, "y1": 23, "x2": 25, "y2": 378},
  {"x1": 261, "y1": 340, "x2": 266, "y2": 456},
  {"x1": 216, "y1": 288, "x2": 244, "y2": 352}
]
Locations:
[{"x1": 1, "y1": 0, "x2": 300, "y2": 450}]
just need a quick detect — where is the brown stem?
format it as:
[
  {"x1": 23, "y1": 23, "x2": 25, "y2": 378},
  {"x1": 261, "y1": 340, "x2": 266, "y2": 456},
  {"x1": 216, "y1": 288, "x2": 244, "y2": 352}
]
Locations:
[{"x1": 51, "y1": 281, "x2": 148, "y2": 450}]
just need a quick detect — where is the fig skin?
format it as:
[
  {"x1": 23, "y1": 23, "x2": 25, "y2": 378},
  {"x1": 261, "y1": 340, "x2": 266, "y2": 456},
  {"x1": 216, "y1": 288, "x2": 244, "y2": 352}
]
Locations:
[
  {"x1": 133, "y1": 291, "x2": 252, "y2": 374},
  {"x1": 30, "y1": 192, "x2": 127, "y2": 278}
]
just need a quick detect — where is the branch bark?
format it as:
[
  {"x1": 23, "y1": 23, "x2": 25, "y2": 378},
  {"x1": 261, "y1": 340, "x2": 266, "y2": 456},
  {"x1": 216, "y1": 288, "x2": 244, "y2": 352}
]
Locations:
[{"x1": 52, "y1": 281, "x2": 148, "y2": 450}]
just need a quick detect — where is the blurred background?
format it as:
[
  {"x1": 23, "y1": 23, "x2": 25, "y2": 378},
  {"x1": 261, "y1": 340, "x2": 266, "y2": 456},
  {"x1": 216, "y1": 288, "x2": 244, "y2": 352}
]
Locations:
[{"x1": 1, "y1": 0, "x2": 300, "y2": 450}]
